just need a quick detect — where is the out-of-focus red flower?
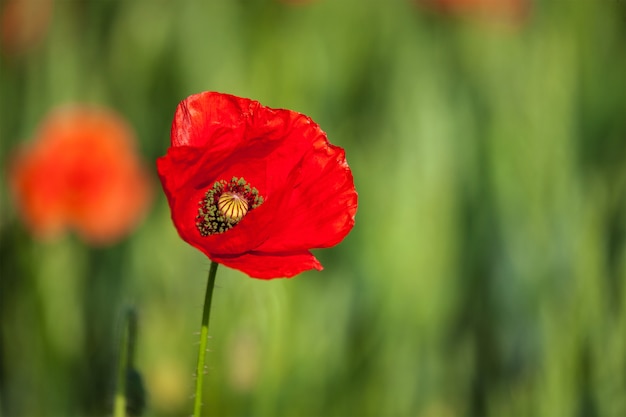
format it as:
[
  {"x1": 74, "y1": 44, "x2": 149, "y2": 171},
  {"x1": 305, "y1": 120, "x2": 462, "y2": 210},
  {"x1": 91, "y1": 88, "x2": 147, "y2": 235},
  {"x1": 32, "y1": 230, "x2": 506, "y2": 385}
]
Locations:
[
  {"x1": 418, "y1": 0, "x2": 529, "y2": 24},
  {"x1": 157, "y1": 92, "x2": 357, "y2": 279},
  {"x1": 1, "y1": 0, "x2": 53, "y2": 56},
  {"x1": 277, "y1": 0, "x2": 317, "y2": 5},
  {"x1": 8, "y1": 106, "x2": 153, "y2": 245}
]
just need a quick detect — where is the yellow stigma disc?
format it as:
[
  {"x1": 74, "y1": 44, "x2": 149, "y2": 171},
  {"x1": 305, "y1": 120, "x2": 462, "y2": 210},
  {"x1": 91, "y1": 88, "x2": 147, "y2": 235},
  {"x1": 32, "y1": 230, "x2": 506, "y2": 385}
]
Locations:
[{"x1": 217, "y1": 193, "x2": 249, "y2": 222}]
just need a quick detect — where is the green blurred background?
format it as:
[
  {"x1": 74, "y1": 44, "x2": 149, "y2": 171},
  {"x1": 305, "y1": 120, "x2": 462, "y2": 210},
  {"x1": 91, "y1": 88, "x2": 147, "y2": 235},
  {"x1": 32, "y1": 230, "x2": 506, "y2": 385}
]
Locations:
[{"x1": 1, "y1": 0, "x2": 626, "y2": 416}]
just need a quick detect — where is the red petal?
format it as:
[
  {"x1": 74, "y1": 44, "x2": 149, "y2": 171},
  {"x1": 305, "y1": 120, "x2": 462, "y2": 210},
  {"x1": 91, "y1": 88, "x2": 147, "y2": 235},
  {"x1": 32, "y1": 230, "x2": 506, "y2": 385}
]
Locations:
[
  {"x1": 171, "y1": 92, "x2": 251, "y2": 148},
  {"x1": 170, "y1": 93, "x2": 315, "y2": 192},
  {"x1": 211, "y1": 250, "x2": 323, "y2": 279},
  {"x1": 257, "y1": 135, "x2": 357, "y2": 252},
  {"x1": 170, "y1": 92, "x2": 299, "y2": 151}
]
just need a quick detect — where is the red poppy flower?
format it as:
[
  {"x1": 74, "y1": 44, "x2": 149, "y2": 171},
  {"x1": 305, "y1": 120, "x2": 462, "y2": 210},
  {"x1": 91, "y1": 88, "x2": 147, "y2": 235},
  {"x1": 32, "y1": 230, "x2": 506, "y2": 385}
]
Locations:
[
  {"x1": 417, "y1": 0, "x2": 529, "y2": 24},
  {"x1": 277, "y1": 0, "x2": 317, "y2": 5},
  {"x1": 157, "y1": 92, "x2": 357, "y2": 279},
  {"x1": 1, "y1": 0, "x2": 53, "y2": 57},
  {"x1": 8, "y1": 106, "x2": 153, "y2": 245}
]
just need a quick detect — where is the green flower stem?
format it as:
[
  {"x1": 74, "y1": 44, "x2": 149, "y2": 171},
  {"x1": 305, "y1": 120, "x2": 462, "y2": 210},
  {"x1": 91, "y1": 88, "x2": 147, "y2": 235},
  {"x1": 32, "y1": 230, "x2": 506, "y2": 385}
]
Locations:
[
  {"x1": 114, "y1": 310, "x2": 133, "y2": 417},
  {"x1": 193, "y1": 261, "x2": 219, "y2": 417}
]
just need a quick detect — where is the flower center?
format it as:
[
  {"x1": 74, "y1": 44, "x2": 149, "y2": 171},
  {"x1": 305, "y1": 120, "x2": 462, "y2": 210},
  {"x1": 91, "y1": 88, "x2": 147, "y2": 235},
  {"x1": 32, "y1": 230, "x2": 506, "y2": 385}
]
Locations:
[
  {"x1": 196, "y1": 177, "x2": 264, "y2": 236},
  {"x1": 218, "y1": 192, "x2": 248, "y2": 222}
]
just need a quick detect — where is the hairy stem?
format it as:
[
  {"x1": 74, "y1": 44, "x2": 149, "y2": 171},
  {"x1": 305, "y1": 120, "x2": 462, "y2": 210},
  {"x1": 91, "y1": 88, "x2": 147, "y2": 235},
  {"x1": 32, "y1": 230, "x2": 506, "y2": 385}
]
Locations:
[{"x1": 193, "y1": 261, "x2": 219, "y2": 417}]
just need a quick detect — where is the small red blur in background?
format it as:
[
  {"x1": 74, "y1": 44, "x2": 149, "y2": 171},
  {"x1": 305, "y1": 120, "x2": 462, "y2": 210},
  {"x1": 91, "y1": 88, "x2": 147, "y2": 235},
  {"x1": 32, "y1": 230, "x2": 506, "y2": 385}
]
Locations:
[
  {"x1": 417, "y1": 0, "x2": 530, "y2": 24},
  {"x1": 7, "y1": 106, "x2": 153, "y2": 246},
  {"x1": 1, "y1": 0, "x2": 54, "y2": 57}
]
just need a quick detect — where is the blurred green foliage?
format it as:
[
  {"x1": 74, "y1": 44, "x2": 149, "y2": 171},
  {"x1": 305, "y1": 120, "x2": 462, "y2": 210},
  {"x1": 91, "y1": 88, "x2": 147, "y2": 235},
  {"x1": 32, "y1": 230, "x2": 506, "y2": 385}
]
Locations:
[{"x1": 1, "y1": 0, "x2": 626, "y2": 416}]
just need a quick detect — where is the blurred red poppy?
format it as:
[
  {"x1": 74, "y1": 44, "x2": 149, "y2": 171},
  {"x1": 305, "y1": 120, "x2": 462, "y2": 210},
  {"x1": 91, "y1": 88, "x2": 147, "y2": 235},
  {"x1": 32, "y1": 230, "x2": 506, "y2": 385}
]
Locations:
[
  {"x1": 277, "y1": 0, "x2": 316, "y2": 5},
  {"x1": 1, "y1": 0, "x2": 53, "y2": 56},
  {"x1": 157, "y1": 92, "x2": 357, "y2": 279},
  {"x1": 8, "y1": 106, "x2": 153, "y2": 245},
  {"x1": 418, "y1": 0, "x2": 529, "y2": 24}
]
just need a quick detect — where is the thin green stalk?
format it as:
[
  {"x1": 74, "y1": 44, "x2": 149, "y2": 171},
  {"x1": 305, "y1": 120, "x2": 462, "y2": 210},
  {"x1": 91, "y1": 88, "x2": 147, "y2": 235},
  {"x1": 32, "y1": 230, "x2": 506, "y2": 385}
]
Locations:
[
  {"x1": 113, "y1": 310, "x2": 133, "y2": 417},
  {"x1": 193, "y1": 261, "x2": 219, "y2": 417}
]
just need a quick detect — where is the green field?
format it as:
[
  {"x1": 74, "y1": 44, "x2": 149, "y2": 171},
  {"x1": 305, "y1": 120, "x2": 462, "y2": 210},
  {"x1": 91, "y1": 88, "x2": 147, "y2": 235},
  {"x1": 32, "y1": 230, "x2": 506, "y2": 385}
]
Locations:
[{"x1": 1, "y1": 1, "x2": 625, "y2": 416}]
